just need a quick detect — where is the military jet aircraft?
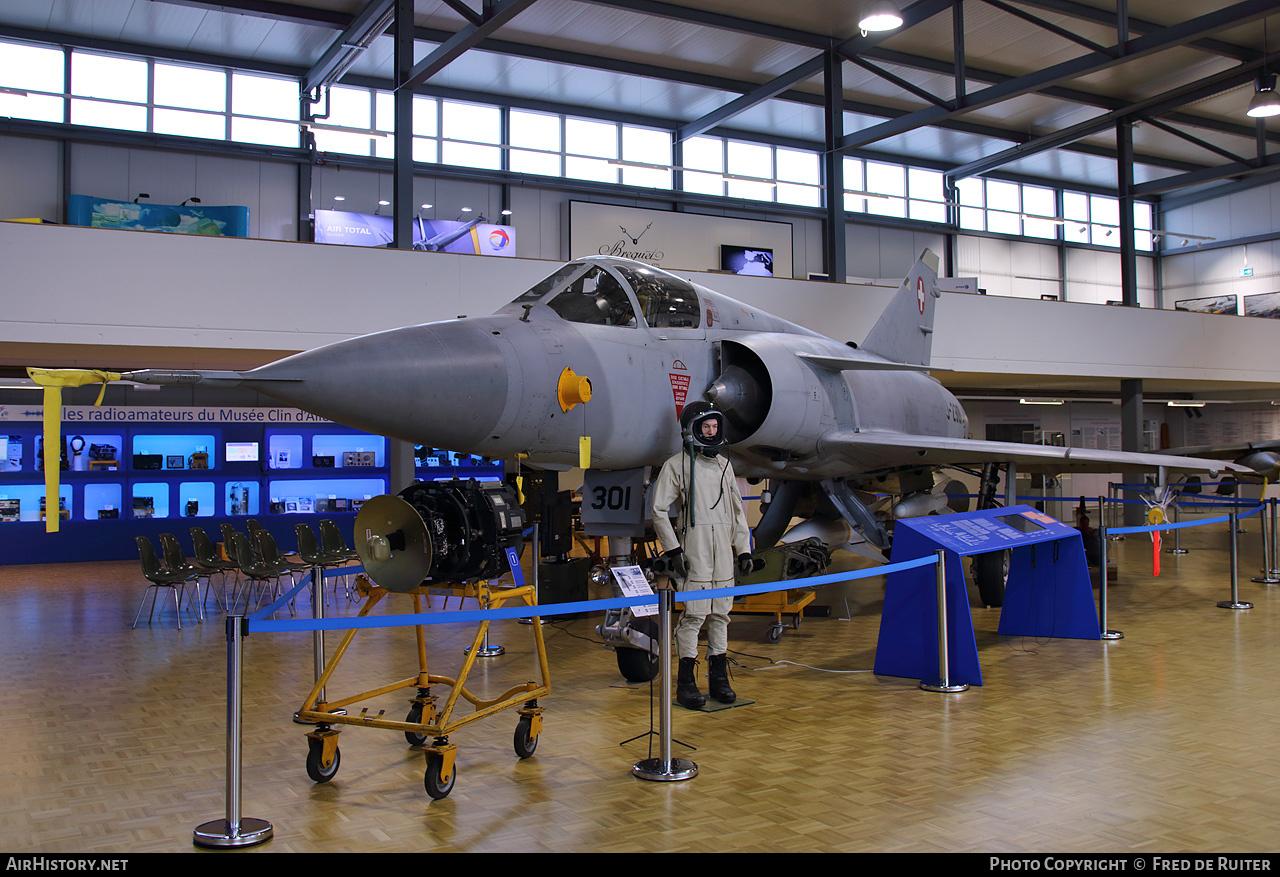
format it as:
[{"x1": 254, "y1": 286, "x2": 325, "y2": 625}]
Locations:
[{"x1": 31, "y1": 250, "x2": 1240, "y2": 608}]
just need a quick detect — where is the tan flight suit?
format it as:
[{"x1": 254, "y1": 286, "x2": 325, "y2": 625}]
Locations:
[{"x1": 651, "y1": 448, "x2": 751, "y2": 658}]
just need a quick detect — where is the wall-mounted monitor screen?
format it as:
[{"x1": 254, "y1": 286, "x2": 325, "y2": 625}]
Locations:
[
  {"x1": 721, "y1": 245, "x2": 774, "y2": 277},
  {"x1": 225, "y1": 441, "x2": 260, "y2": 462}
]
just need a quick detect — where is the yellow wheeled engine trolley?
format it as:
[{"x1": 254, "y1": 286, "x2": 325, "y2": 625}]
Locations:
[
  {"x1": 732, "y1": 538, "x2": 829, "y2": 642},
  {"x1": 295, "y1": 480, "x2": 549, "y2": 799}
]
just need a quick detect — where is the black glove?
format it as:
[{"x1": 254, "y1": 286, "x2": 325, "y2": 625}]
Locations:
[
  {"x1": 737, "y1": 553, "x2": 763, "y2": 577},
  {"x1": 663, "y1": 547, "x2": 687, "y2": 580}
]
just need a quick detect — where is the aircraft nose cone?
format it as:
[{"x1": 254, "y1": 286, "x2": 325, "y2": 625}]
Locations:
[{"x1": 241, "y1": 320, "x2": 509, "y2": 450}]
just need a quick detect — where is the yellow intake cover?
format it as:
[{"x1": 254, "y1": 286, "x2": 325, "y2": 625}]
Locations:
[{"x1": 557, "y1": 367, "x2": 592, "y2": 412}]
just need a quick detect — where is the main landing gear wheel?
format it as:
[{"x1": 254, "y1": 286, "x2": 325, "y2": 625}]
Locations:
[
  {"x1": 305, "y1": 740, "x2": 340, "y2": 783},
  {"x1": 404, "y1": 702, "x2": 427, "y2": 747},
  {"x1": 424, "y1": 752, "x2": 455, "y2": 800},
  {"x1": 615, "y1": 617, "x2": 659, "y2": 682},
  {"x1": 973, "y1": 550, "x2": 1009, "y2": 608},
  {"x1": 513, "y1": 716, "x2": 539, "y2": 759}
]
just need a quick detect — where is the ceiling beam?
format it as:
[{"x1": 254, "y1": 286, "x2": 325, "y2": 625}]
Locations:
[
  {"x1": 949, "y1": 61, "x2": 1263, "y2": 181},
  {"x1": 149, "y1": 0, "x2": 348, "y2": 28},
  {"x1": 1133, "y1": 154, "x2": 1280, "y2": 198},
  {"x1": 860, "y1": 46, "x2": 1280, "y2": 146},
  {"x1": 151, "y1": 0, "x2": 1279, "y2": 147},
  {"x1": 839, "y1": 0, "x2": 1277, "y2": 154},
  {"x1": 575, "y1": 0, "x2": 830, "y2": 49},
  {"x1": 676, "y1": 54, "x2": 824, "y2": 142},
  {"x1": 1011, "y1": 0, "x2": 1257, "y2": 62},
  {"x1": 0, "y1": 18, "x2": 1207, "y2": 181},
  {"x1": 302, "y1": 0, "x2": 395, "y2": 95},
  {"x1": 399, "y1": 0, "x2": 538, "y2": 92}
]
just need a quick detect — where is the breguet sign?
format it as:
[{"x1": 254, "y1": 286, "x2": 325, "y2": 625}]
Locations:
[{"x1": 568, "y1": 201, "x2": 793, "y2": 276}]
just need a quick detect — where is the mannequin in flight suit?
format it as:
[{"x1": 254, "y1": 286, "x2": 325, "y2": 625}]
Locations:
[{"x1": 651, "y1": 401, "x2": 758, "y2": 707}]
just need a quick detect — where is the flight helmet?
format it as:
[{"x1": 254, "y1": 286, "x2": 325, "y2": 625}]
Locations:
[{"x1": 680, "y1": 401, "x2": 727, "y2": 456}]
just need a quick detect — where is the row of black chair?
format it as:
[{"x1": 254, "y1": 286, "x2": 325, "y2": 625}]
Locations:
[{"x1": 132, "y1": 521, "x2": 360, "y2": 629}]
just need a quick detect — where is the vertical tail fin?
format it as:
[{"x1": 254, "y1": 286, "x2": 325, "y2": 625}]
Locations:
[{"x1": 859, "y1": 249, "x2": 940, "y2": 367}]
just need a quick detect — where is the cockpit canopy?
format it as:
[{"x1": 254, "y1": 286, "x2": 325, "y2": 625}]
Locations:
[{"x1": 510, "y1": 258, "x2": 700, "y2": 329}]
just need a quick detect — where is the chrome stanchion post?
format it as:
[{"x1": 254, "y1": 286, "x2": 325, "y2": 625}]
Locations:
[
  {"x1": 1098, "y1": 498, "x2": 1123, "y2": 640},
  {"x1": 1264, "y1": 499, "x2": 1274, "y2": 581},
  {"x1": 1219, "y1": 511, "x2": 1254, "y2": 610},
  {"x1": 1251, "y1": 497, "x2": 1279, "y2": 584},
  {"x1": 295, "y1": 567, "x2": 343, "y2": 722},
  {"x1": 921, "y1": 549, "x2": 968, "y2": 693},
  {"x1": 1168, "y1": 494, "x2": 1188, "y2": 555},
  {"x1": 634, "y1": 586, "x2": 697, "y2": 782},
  {"x1": 1108, "y1": 483, "x2": 1124, "y2": 541},
  {"x1": 194, "y1": 615, "x2": 273, "y2": 848}
]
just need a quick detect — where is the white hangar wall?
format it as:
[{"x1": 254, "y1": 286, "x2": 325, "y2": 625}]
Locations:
[
  {"x1": 1161, "y1": 179, "x2": 1280, "y2": 315},
  {"x1": 2, "y1": 131, "x2": 1157, "y2": 309},
  {"x1": 3, "y1": 220, "x2": 1280, "y2": 393}
]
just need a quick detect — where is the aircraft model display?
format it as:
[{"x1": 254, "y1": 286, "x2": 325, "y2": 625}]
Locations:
[{"x1": 31, "y1": 250, "x2": 1243, "y2": 608}]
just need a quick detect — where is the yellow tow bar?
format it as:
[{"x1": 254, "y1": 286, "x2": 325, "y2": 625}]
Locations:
[{"x1": 25, "y1": 368, "x2": 122, "y2": 533}]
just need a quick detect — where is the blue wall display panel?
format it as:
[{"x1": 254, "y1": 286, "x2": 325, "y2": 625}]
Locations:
[{"x1": 0, "y1": 408, "x2": 501, "y2": 565}]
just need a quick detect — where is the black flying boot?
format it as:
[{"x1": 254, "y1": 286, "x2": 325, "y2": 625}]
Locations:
[
  {"x1": 676, "y1": 657, "x2": 706, "y2": 708},
  {"x1": 708, "y1": 653, "x2": 736, "y2": 704}
]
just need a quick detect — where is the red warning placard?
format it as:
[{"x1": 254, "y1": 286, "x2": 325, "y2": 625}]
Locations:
[{"x1": 669, "y1": 372, "x2": 690, "y2": 417}]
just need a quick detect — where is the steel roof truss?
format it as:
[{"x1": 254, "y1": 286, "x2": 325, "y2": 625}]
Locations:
[
  {"x1": 839, "y1": 0, "x2": 1278, "y2": 154},
  {"x1": 400, "y1": 0, "x2": 538, "y2": 92},
  {"x1": 303, "y1": 0, "x2": 396, "y2": 95}
]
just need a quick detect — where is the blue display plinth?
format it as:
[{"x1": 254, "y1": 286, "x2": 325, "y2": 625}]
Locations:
[{"x1": 873, "y1": 505, "x2": 1099, "y2": 686}]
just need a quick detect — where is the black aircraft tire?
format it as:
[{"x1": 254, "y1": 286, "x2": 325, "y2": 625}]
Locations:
[
  {"x1": 616, "y1": 617, "x2": 659, "y2": 682},
  {"x1": 974, "y1": 551, "x2": 1008, "y2": 608},
  {"x1": 616, "y1": 646, "x2": 659, "y2": 682}
]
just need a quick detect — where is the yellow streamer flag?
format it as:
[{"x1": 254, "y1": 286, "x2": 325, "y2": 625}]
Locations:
[{"x1": 26, "y1": 369, "x2": 122, "y2": 533}]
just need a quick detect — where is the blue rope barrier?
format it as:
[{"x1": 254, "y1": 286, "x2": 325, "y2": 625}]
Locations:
[
  {"x1": 1106, "y1": 502, "x2": 1263, "y2": 536},
  {"x1": 247, "y1": 564, "x2": 363, "y2": 623},
  {"x1": 244, "y1": 553, "x2": 940, "y2": 635}
]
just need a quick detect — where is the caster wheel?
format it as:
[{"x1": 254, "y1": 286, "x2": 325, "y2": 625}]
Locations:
[
  {"x1": 404, "y1": 703, "x2": 427, "y2": 747},
  {"x1": 424, "y1": 752, "x2": 456, "y2": 800},
  {"x1": 305, "y1": 741, "x2": 340, "y2": 783},
  {"x1": 514, "y1": 716, "x2": 539, "y2": 759},
  {"x1": 767, "y1": 624, "x2": 783, "y2": 644}
]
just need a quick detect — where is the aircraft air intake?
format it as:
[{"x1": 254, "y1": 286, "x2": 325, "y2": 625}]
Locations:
[{"x1": 706, "y1": 363, "x2": 770, "y2": 441}]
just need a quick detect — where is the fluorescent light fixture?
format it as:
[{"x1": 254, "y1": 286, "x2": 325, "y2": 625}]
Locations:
[
  {"x1": 420, "y1": 203, "x2": 432, "y2": 209},
  {"x1": 859, "y1": 1, "x2": 903, "y2": 33},
  {"x1": 1166, "y1": 400, "x2": 1206, "y2": 408},
  {"x1": 500, "y1": 209, "x2": 512, "y2": 216},
  {"x1": 333, "y1": 195, "x2": 345, "y2": 201},
  {"x1": 1019, "y1": 398, "x2": 1065, "y2": 405},
  {"x1": 378, "y1": 200, "x2": 390, "y2": 206},
  {"x1": 300, "y1": 121, "x2": 391, "y2": 140}
]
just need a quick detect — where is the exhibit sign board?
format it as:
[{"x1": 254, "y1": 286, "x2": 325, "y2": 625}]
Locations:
[
  {"x1": 314, "y1": 209, "x2": 515, "y2": 256},
  {"x1": 0, "y1": 405, "x2": 335, "y2": 425},
  {"x1": 567, "y1": 201, "x2": 793, "y2": 276},
  {"x1": 67, "y1": 195, "x2": 249, "y2": 237}
]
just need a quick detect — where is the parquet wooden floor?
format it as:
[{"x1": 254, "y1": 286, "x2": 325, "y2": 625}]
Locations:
[{"x1": 4, "y1": 519, "x2": 1280, "y2": 853}]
